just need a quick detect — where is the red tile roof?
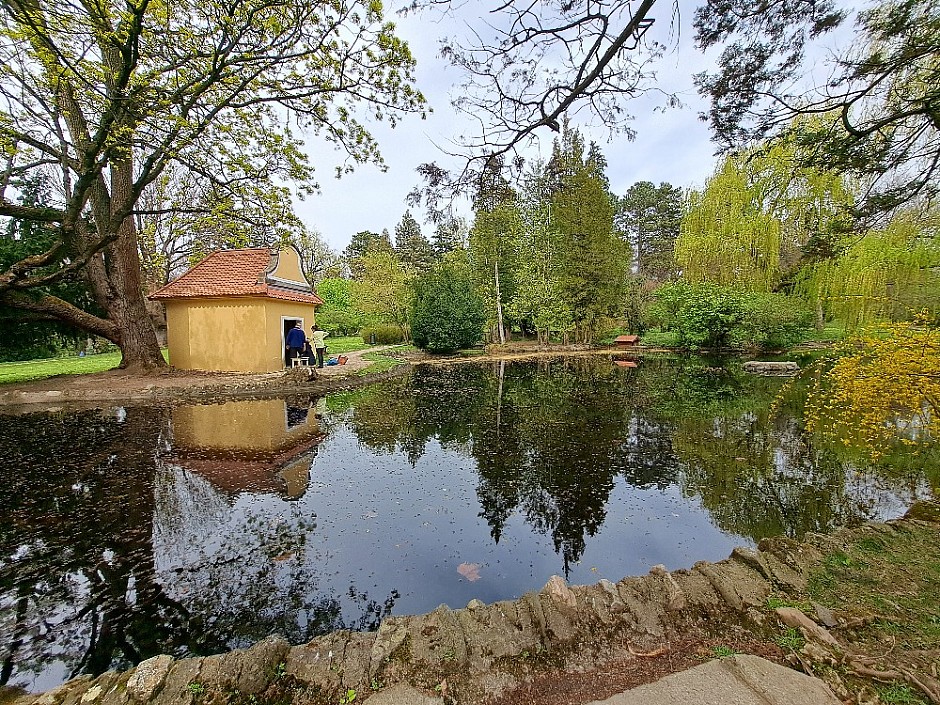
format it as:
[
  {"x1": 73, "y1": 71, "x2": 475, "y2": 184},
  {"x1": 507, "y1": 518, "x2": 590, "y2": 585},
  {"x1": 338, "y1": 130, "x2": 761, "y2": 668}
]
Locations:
[
  {"x1": 614, "y1": 335, "x2": 640, "y2": 344},
  {"x1": 150, "y1": 248, "x2": 323, "y2": 305}
]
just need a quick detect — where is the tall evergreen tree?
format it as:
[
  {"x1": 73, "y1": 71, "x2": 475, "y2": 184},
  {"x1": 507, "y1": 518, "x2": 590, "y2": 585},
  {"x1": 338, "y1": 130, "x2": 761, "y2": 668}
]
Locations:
[
  {"x1": 344, "y1": 230, "x2": 393, "y2": 278},
  {"x1": 431, "y1": 217, "x2": 468, "y2": 257},
  {"x1": 394, "y1": 211, "x2": 435, "y2": 273},
  {"x1": 617, "y1": 181, "x2": 683, "y2": 281},
  {"x1": 547, "y1": 124, "x2": 630, "y2": 341}
]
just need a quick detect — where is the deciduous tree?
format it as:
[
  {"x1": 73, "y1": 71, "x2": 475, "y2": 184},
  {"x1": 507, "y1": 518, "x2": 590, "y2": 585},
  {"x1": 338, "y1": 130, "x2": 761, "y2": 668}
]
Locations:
[
  {"x1": 350, "y1": 249, "x2": 414, "y2": 339},
  {"x1": 805, "y1": 316, "x2": 940, "y2": 458},
  {"x1": 0, "y1": 0, "x2": 425, "y2": 369}
]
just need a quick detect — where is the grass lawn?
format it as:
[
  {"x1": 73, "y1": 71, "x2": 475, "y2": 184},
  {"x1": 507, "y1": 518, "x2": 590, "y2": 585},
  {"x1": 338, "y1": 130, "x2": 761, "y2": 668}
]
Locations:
[
  {"x1": 0, "y1": 351, "x2": 125, "y2": 386},
  {"x1": 0, "y1": 338, "x2": 377, "y2": 386},
  {"x1": 323, "y1": 336, "x2": 371, "y2": 355},
  {"x1": 355, "y1": 346, "x2": 411, "y2": 376}
]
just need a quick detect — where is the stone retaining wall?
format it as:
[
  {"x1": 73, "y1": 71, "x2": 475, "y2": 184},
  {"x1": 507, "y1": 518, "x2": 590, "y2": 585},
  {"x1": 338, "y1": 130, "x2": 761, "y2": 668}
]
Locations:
[{"x1": 6, "y1": 509, "x2": 938, "y2": 705}]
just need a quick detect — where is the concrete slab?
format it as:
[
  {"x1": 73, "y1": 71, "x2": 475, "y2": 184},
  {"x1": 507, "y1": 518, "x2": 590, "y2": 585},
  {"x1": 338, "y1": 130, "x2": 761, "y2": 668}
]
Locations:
[
  {"x1": 363, "y1": 683, "x2": 442, "y2": 705},
  {"x1": 585, "y1": 655, "x2": 841, "y2": 705}
]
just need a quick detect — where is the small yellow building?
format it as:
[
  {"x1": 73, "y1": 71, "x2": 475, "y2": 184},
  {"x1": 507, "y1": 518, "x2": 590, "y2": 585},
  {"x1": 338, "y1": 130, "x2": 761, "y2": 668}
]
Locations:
[{"x1": 150, "y1": 246, "x2": 323, "y2": 372}]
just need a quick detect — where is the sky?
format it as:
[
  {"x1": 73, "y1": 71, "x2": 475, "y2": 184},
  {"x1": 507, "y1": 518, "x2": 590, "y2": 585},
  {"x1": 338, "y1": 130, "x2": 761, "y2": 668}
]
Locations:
[{"x1": 295, "y1": 2, "x2": 730, "y2": 252}]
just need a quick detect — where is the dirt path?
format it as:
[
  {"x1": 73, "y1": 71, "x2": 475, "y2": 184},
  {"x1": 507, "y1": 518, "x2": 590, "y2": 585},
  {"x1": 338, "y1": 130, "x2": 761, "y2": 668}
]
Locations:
[
  {"x1": 0, "y1": 345, "x2": 408, "y2": 411},
  {"x1": 313, "y1": 344, "x2": 397, "y2": 376}
]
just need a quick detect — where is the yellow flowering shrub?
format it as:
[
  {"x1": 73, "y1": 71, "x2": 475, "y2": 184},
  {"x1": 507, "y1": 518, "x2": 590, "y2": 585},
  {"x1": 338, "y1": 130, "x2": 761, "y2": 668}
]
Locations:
[{"x1": 805, "y1": 317, "x2": 940, "y2": 458}]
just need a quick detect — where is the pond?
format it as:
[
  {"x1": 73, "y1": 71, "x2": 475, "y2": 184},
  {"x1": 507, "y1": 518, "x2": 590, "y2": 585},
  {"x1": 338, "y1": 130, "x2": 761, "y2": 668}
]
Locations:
[{"x1": 1, "y1": 354, "x2": 935, "y2": 693}]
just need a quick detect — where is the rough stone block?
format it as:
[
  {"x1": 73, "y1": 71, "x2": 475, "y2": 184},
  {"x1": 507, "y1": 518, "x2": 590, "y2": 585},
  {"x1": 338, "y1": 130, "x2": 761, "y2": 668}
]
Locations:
[
  {"x1": 126, "y1": 655, "x2": 174, "y2": 702},
  {"x1": 615, "y1": 577, "x2": 664, "y2": 637},
  {"x1": 370, "y1": 618, "x2": 411, "y2": 677},
  {"x1": 285, "y1": 632, "x2": 351, "y2": 692},
  {"x1": 670, "y1": 569, "x2": 720, "y2": 615},
  {"x1": 536, "y1": 592, "x2": 578, "y2": 644},
  {"x1": 151, "y1": 658, "x2": 201, "y2": 705},
  {"x1": 339, "y1": 632, "x2": 376, "y2": 692},
  {"x1": 406, "y1": 606, "x2": 469, "y2": 669},
  {"x1": 361, "y1": 683, "x2": 441, "y2": 704},
  {"x1": 649, "y1": 565, "x2": 687, "y2": 612},
  {"x1": 244, "y1": 636, "x2": 291, "y2": 693}
]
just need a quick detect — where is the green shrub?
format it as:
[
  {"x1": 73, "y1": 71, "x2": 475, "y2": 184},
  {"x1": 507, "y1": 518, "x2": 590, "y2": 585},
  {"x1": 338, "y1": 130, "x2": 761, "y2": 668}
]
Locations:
[
  {"x1": 359, "y1": 325, "x2": 406, "y2": 345},
  {"x1": 646, "y1": 282, "x2": 811, "y2": 350},
  {"x1": 735, "y1": 292, "x2": 812, "y2": 350},
  {"x1": 411, "y1": 261, "x2": 485, "y2": 352}
]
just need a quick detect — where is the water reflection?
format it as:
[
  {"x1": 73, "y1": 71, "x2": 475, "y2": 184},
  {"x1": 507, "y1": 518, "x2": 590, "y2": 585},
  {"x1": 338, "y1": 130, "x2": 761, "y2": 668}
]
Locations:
[
  {"x1": 0, "y1": 398, "x2": 393, "y2": 694},
  {"x1": 332, "y1": 356, "x2": 933, "y2": 559},
  {"x1": 170, "y1": 398, "x2": 324, "y2": 498},
  {"x1": 0, "y1": 356, "x2": 934, "y2": 694}
]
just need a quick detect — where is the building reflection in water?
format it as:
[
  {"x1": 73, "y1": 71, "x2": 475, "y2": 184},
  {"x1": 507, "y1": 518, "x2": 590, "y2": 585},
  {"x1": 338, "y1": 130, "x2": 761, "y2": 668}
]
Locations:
[
  {"x1": 169, "y1": 397, "x2": 325, "y2": 499},
  {"x1": 150, "y1": 396, "x2": 389, "y2": 655}
]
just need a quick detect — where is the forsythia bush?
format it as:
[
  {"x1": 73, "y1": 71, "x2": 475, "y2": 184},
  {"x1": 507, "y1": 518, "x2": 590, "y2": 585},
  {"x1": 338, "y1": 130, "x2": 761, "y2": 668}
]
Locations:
[{"x1": 805, "y1": 316, "x2": 940, "y2": 457}]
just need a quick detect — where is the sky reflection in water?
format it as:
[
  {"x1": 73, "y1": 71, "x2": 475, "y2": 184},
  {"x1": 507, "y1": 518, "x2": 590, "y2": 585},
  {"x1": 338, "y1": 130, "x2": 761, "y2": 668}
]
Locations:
[{"x1": 0, "y1": 355, "x2": 933, "y2": 693}]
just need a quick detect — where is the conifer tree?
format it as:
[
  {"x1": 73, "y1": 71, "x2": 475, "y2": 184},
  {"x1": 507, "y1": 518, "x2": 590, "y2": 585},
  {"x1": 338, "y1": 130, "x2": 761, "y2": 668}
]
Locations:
[{"x1": 395, "y1": 211, "x2": 435, "y2": 273}]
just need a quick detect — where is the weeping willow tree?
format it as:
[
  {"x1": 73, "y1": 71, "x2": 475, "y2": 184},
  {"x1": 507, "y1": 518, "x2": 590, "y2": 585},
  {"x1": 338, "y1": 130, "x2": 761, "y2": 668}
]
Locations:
[
  {"x1": 797, "y1": 208, "x2": 940, "y2": 328},
  {"x1": 676, "y1": 143, "x2": 853, "y2": 292},
  {"x1": 676, "y1": 156, "x2": 782, "y2": 291},
  {"x1": 749, "y1": 134, "x2": 855, "y2": 268}
]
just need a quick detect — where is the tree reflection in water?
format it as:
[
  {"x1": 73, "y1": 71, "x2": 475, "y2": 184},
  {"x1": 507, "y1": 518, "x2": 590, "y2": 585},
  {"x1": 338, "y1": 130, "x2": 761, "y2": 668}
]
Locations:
[
  {"x1": 1, "y1": 356, "x2": 933, "y2": 694},
  {"x1": 0, "y1": 402, "x2": 396, "y2": 694},
  {"x1": 334, "y1": 355, "x2": 933, "y2": 564}
]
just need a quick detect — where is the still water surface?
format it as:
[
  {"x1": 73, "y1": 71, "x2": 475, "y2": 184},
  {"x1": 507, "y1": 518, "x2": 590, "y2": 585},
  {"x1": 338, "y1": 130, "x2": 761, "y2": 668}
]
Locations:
[{"x1": 1, "y1": 355, "x2": 934, "y2": 692}]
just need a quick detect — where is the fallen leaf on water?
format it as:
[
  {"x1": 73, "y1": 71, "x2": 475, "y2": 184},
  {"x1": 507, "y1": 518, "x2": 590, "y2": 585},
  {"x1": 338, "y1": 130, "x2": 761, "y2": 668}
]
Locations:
[{"x1": 457, "y1": 562, "x2": 481, "y2": 581}]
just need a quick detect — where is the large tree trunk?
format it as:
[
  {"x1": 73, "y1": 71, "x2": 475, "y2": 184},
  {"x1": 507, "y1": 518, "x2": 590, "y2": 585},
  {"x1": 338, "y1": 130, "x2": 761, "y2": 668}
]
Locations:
[{"x1": 79, "y1": 155, "x2": 166, "y2": 372}]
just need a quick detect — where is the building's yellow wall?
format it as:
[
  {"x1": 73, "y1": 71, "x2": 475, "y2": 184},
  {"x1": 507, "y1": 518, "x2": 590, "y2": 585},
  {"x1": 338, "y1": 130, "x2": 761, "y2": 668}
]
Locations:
[
  {"x1": 173, "y1": 398, "x2": 320, "y2": 454},
  {"x1": 165, "y1": 296, "x2": 316, "y2": 372},
  {"x1": 165, "y1": 299, "x2": 266, "y2": 371},
  {"x1": 164, "y1": 302, "x2": 192, "y2": 369},
  {"x1": 270, "y1": 246, "x2": 307, "y2": 285}
]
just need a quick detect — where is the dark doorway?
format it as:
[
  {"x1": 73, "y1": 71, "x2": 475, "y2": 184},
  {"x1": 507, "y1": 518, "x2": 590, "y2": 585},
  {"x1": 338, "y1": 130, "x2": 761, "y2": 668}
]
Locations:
[{"x1": 283, "y1": 318, "x2": 302, "y2": 366}]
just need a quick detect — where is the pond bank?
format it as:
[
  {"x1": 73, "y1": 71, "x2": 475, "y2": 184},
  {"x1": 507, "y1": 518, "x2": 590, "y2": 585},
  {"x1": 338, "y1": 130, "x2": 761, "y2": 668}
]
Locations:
[
  {"x1": 4, "y1": 503, "x2": 937, "y2": 705},
  {"x1": 0, "y1": 343, "x2": 801, "y2": 411},
  {"x1": 0, "y1": 348, "x2": 412, "y2": 412},
  {"x1": 0, "y1": 345, "x2": 654, "y2": 411}
]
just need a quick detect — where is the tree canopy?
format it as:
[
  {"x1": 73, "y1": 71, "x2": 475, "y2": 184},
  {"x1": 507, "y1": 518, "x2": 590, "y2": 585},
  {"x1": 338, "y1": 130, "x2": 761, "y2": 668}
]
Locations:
[
  {"x1": 695, "y1": 0, "x2": 940, "y2": 219},
  {"x1": 617, "y1": 181, "x2": 683, "y2": 282}
]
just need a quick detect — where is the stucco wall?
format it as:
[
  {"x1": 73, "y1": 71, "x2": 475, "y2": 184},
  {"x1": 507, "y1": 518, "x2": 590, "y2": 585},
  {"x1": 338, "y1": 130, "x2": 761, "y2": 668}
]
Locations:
[
  {"x1": 165, "y1": 295, "x2": 316, "y2": 373},
  {"x1": 264, "y1": 299, "x2": 317, "y2": 367},
  {"x1": 270, "y1": 247, "x2": 307, "y2": 285}
]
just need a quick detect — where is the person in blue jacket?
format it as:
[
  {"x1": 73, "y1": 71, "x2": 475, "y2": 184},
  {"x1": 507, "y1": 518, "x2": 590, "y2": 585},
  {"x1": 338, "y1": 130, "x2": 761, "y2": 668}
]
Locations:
[{"x1": 286, "y1": 322, "x2": 306, "y2": 364}]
